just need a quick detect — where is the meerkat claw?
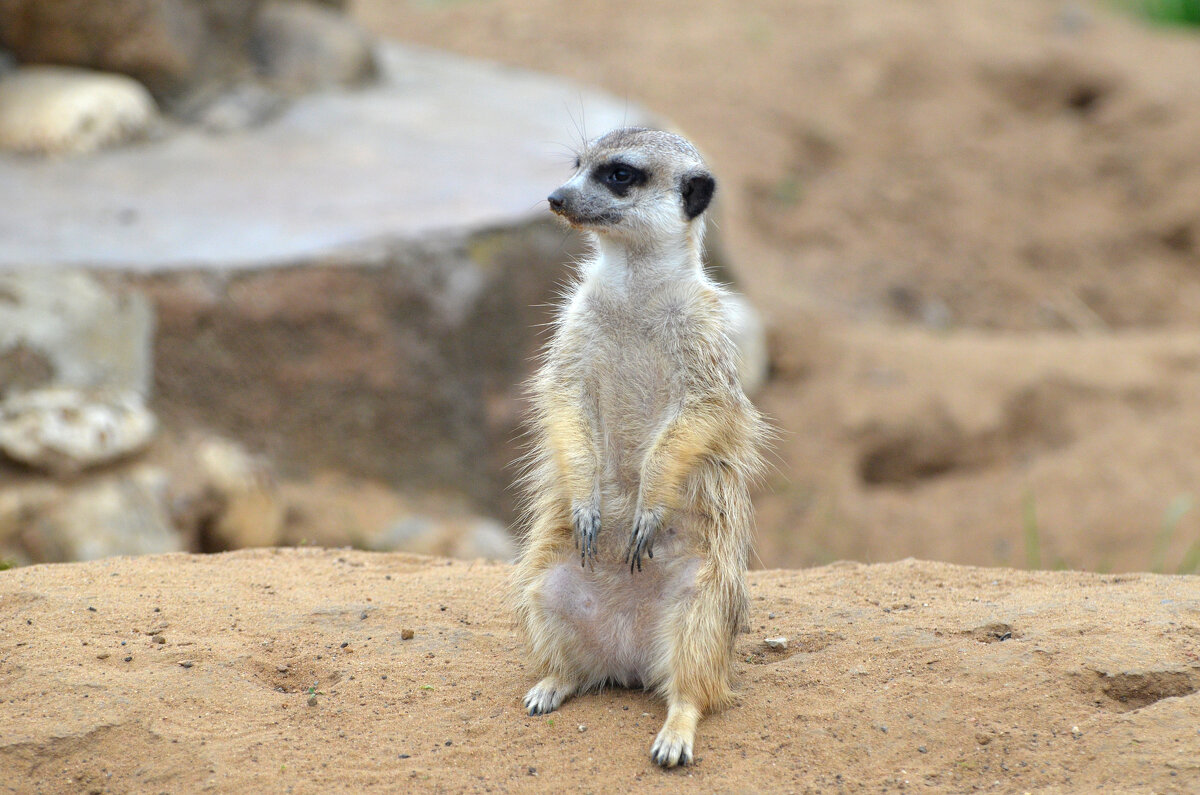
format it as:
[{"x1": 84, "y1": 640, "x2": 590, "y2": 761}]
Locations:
[
  {"x1": 650, "y1": 730, "x2": 693, "y2": 768},
  {"x1": 524, "y1": 677, "x2": 576, "y2": 716},
  {"x1": 572, "y1": 501, "x2": 602, "y2": 567},
  {"x1": 625, "y1": 508, "x2": 661, "y2": 573}
]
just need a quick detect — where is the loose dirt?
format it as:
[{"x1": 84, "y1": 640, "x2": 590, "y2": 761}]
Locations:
[{"x1": 2, "y1": 549, "x2": 1198, "y2": 792}]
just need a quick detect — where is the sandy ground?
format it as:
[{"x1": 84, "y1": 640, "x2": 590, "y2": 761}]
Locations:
[
  {"x1": 352, "y1": 0, "x2": 1200, "y2": 575},
  {"x1": 1, "y1": 548, "x2": 1197, "y2": 792}
]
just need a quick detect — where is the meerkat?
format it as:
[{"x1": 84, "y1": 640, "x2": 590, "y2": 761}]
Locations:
[{"x1": 511, "y1": 127, "x2": 767, "y2": 768}]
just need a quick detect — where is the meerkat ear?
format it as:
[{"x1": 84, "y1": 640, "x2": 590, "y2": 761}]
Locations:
[{"x1": 681, "y1": 172, "x2": 716, "y2": 220}]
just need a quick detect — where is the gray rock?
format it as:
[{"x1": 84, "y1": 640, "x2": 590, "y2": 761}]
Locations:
[
  {"x1": 0, "y1": 387, "x2": 157, "y2": 475},
  {"x1": 370, "y1": 512, "x2": 514, "y2": 562},
  {"x1": 173, "y1": 81, "x2": 288, "y2": 134},
  {"x1": 195, "y1": 436, "x2": 285, "y2": 549},
  {"x1": 252, "y1": 1, "x2": 376, "y2": 91},
  {"x1": 0, "y1": 66, "x2": 159, "y2": 156},
  {"x1": 0, "y1": 270, "x2": 154, "y2": 397},
  {"x1": 726, "y1": 291, "x2": 769, "y2": 397},
  {"x1": 21, "y1": 465, "x2": 183, "y2": 562},
  {"x1": 0, "y1": 0, "x2": 264, "y2": 104}
]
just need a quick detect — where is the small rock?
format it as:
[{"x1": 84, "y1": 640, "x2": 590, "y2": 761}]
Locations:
[
  {"x1": 767, "y1": 612, "x2": 776, "y2": 620},
  {"x1": 725, "y1": 292, "x2": 769, "y2": 395},
  {"x1": 277, "y1": 665, "x2": 289, "y2": 673},
  {"x1": 21, "y1": 466, "x2": 182, "y2": 562},
  {"x1": 196, "y1": 437, "x2": 286, "y2": 549},
  {"x1": 252, "y1": 1, "x2": 377, "y2": 91},
  {"x1": 176, "y1": 82, "x2": 287, "y2": 134},
  {"x1": 401, "y1": 629, "x2": 414, "y2": 640},
  {"x1": 179, "y1": 660, "x2": 194, "y2": 668},
  {"x1": 0, "y1": 388, "x2": 157, "y2": 476},
  {"x1": 764, "y1": 636, "x2": 788, "y2": 650},
  {"x1": 0, "y1": 66, "x2": 158, "y2": 156},
  {"x1": 154, "y1": 635, "x2": 166, "y2": 644},
  {"x1": 307, "y1": 694, "x2": 318, "y2": 707},
  {"x1": 578, "y1": 724, "x2": 587, "y2": 733}
]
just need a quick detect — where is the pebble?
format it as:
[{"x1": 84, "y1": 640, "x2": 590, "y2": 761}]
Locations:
[
  {"x1": 578, "y1": 724, "x2": 587, "y2": 733},
  {"x1": 154, "y1": 635, "x2": 166, "y2": 644},
  {"x1": 764, "y1": 636, "x2": 788, "y2": 650},
  {"x1": 307, "y1": 694, "x2": 318, "y2": 706},
  {"x1": 277, "y1": 665, "x2": 289, "y2": 673},
  {"x1": 180, "y1": 660, "x2": 194, "y2": 668},
  {"x1": 767, "y1": 612, "x2": 776, "y2": 620},
  {"x1": 401, "y1": 629, "x2": 414, "y2": 640},
  {"x1": 124, "y1": 656, "x2": 132, "y2": 662}
]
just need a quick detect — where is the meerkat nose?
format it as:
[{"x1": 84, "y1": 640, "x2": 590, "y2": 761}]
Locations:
[{"x1": 547, "y1": 190, "x2": 567, "y2": 212}]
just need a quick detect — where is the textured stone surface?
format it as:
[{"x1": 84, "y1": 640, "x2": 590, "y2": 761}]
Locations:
[
  {"x1": 0, "y1": 66, "x2": 159, "y2": 155},
  {"x1": 15, "y1": 465, "x2": 182, "y2": 561},
  {"x1": 0, "y1": 270, "x2": 154, "y2": 396},
  {"x1": 252, "y1": 0, "x2": 376, "y2": 90},
  {"x1": 0, "y1": 387, "x2": 157, "y2": 475},
  {"x1": 0, "y1": 0, "x2": 264, "y2": 102}
]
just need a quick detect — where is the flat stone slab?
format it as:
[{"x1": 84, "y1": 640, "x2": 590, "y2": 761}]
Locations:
[{"x1": 0, "y1": 44, "x2": 640, "y2": 270}]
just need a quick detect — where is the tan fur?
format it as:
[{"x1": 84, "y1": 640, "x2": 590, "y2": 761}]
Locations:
[{"x1": 510, "y1": 128, "x2": 767, "y2": 768}]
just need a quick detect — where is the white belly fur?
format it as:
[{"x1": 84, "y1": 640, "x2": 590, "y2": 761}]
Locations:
[{"x1": 539, "y1": 553, "x2": 701, "y2": 688}]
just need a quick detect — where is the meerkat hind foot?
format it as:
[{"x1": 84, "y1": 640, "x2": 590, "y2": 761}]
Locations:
[
  {"x1": 650, "y1": 703, "x2": 699, "y2": 768},
  {"x1": 523, "y1": 676, "x2": 577, "y2": 716}
]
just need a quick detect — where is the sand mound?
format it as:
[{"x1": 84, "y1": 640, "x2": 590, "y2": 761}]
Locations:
[{"x1": 2, "y1": 549, "x2": 1197, "y2": 791}]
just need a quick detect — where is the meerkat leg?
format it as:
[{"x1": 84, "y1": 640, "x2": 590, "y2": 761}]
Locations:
[
  {"x1": 626, "y1": 406, "x2": 723, "y2": 571},
  {"x1": 651, "y1": 559, "x2": 739, "y2": 768},
  {"x1": 512, "y1": 503, "x2": 591, "y2": 716},
  {"x1": 540, "y1": 384, "x2": 602, "y2": 566}
]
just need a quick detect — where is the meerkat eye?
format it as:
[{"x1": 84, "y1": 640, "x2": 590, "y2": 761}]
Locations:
[
  {"x1": 594, "y1": 162, "x2": 648, "y2": 195},
  {"x1": 573, "y1": 156, "x2": 581, "y2": 170}
]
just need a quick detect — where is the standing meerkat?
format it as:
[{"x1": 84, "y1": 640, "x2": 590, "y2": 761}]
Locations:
[{"x1": 511, "y1": 127, "x2": 767, "y2": 768}]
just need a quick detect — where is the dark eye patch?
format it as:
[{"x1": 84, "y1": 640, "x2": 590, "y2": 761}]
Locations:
[{"x1": 591, "y1": 161, "x2": 649, "y2": 197}]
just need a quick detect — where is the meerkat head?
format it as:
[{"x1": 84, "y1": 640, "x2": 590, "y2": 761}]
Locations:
[{"x1": 547, "y1": 127, "x2": 716, "y2": 247}]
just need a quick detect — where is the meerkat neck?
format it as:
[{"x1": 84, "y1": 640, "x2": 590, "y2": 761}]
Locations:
[{"x1": 588, "y1": 228, "x2": 705, "y2": 288}]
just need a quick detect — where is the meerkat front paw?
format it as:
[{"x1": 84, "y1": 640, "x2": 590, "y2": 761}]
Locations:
[
  {"x1": 571, "y1": 500, "x2": 601, "y2": 567},
  {"x1": 523, "y1": 676, "x2": 577, "y2": 716},
  {"x1": 624, "y1": 506, "x2": 663, "y2": 572}
]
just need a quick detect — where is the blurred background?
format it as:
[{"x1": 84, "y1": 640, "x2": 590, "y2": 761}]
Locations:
[{"x1": 1, "y1": 0, "x2": 1198, "y2": 574}]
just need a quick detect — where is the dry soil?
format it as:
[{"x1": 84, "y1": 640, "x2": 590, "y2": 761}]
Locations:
[{"x1": 1, "y1": 549, "x2": 1198, "y2": 792}]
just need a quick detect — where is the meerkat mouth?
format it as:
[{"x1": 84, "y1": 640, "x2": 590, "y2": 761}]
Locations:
[{"x1": 551, "y1": 206, "x2": 623, "y2": 229}]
